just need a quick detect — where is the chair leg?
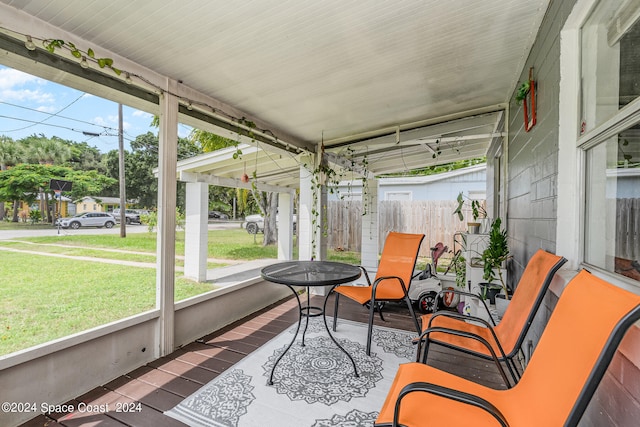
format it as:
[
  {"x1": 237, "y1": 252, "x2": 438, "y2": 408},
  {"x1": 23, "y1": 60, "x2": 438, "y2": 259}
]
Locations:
[
  {"x1": 377, "y1": 302, "x2": 386, "y2": 322},
  {"x1": 508, "y1": 357, "x2": 522, "y2": 382},
  {"x1": 333, "y1": 292, "x2": 340, "y2": 332},
  {"x1": 366, "y1": 296, "x2": 376, "y2": 356},
  {"x1": 405, "y1": 294, "x2": 421, "y2": 334}
]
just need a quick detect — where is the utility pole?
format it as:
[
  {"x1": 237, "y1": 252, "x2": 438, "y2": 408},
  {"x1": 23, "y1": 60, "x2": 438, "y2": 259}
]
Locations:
[{"x1": 118, "y1": 103, "x2": 126, "y2": 237}]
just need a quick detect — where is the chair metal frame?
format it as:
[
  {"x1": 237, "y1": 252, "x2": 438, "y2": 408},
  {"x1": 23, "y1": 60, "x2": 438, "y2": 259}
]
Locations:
[
  {"x1": 332, "y1": 232, "x2": 425, "y2": 355},
  {"x1": 375, "y1": 269, "x2": 640, "y2": 427},
  {"x1": 416, "y1": 249, "x2": 567, "y2": 386}
]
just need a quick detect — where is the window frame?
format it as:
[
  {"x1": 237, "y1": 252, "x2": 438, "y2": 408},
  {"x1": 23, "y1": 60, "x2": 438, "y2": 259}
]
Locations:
[{"x1": 577, "y1": 0, "x2": 640, "y2": 290}]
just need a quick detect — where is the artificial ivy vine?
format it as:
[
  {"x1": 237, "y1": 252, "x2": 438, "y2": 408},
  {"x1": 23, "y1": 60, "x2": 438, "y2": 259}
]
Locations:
[
  {"x1": 43, "y1": 39, "x2": 122, "y2": 75},
  {"x1": 232, "y1": 117, "x2": 257, "y2": 160}
]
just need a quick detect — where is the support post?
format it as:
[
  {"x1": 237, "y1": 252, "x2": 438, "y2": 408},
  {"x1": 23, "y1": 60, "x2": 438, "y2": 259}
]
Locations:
[
  {"x1": 156, "y1": 80, "x2": 178, "y2": 357},
  {"x1": 361, "y1": 178, "x2": 380, "y2": 272},
  {"x1": 184, "y1": 181, "x2": 209, "y2": 281},
  {"x1": 299, "y1": 156, "x2": 314, "y2": 261},
  {"x1": 277, "y1": 192, "x2": 294, "y2": 260}
]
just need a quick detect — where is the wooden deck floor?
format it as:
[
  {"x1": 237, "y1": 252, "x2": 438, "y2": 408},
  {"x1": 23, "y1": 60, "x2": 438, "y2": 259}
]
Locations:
[{"x1": 20, "y1": 294, "x2": 511, "y2": 427}]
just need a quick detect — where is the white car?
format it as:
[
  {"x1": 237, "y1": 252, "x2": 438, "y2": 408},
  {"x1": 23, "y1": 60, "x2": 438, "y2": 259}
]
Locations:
[
  {"x1": 112, "y1": 209, "x2": 141, "y2": 224},
  {"x1": 56, "y1": 212, "x2": 116, "y2": 229},
  {"x1": 242, "y1": 214, "x2": 297, "y2": 234}
]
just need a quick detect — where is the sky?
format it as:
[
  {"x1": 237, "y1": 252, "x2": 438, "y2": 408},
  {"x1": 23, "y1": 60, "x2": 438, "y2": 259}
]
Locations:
[{"x1": 0, "y1": 65, "x2": 191, "y2": 153}]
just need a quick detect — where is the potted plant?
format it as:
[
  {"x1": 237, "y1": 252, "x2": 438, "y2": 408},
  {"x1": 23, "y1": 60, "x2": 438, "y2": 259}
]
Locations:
[
  {"x1": 479, "y1": 217, "x2": 510, "y2": 306},
  {"x1": 453, "y1": 191, "x2": 487, "y2": 234}
]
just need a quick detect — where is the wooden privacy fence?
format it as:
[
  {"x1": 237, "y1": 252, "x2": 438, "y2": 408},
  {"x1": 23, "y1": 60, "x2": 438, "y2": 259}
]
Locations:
[
  {"x1": 617, "y1": 198, "x2": 640, "y2": 261},
  {"x1": 326, "y1": 200, "x2": 473, "y2": 258}
]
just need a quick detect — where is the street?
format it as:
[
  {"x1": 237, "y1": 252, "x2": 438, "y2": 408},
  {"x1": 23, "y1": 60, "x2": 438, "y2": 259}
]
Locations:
[{"x1": 0, "y1": 220, "x2": 242, "y2": 240}]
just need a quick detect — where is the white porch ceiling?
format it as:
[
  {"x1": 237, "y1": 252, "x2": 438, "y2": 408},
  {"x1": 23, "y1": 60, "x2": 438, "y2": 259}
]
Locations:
[{"x1": 0, "y1": 0, "x2": 550, "y2": 186}]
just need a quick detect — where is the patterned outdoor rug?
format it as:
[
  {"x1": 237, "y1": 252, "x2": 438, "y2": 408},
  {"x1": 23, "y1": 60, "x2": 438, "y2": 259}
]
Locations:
[{"x1": 165, "y1": 317, "x2": 415, "y2": 427}]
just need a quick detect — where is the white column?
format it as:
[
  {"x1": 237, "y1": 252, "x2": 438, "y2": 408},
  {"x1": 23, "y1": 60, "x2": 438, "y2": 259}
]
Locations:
[
  {"x1": 318, "y1": 178, "x2": 328, "y2": 262},
  {"x1": 156, "y1": 81, "x2": 178, "y2": 357},
  {"x1": 361, "y1": 178, "x2": 380, "y2": 272},
  {"x1": 184, "y1": 182, "x2": 209, "y2": 281},
  {"x1": 299, "y1": 156, "x2": 314, "y2": 261},
  {"x1": 277, "y1": 192, "x2": 294, "y2": 260}
]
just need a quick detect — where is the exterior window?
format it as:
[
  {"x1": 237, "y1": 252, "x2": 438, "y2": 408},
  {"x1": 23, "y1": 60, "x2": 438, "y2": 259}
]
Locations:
[
  {"x1": 580, "y1": 0, "x2": 640, "y2": 133},
  {"x1": 385, "y1": 191, "x2": 411, "y2": 201},
  {"x1": 581, "y1": 0, "x2": 640, "y2": 283},
  {"x1": 584, "y1": 125, "x2": 640, "y2": 282}
]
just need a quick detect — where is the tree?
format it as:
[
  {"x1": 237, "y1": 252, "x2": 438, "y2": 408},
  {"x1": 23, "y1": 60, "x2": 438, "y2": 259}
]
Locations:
[
  {"x1": 61, "y1": 138, "x2": 106, "y2": 173},
  {"x1": 104, "y1": 132, "x2": 202, "y2": 209},
  {"x1": 0, "y1": 165, "x2": 45, "y2": 211},
  {"x1": 20, "y1": 134, "x2": 72, "y2": 165},
  {"x1": 0, "y1": 136, "x2": 24, "y2": 220},
  {"x1": 188, "y1": 128, "x2": 280, "y2": 245},
  {"x1": 0, "y1": 164, "x2": 116, "y2": 222},
  {"x1": 19, "y1": 135, "x2": 73, "y2": 222},
  {"x1": 189, "y1": 128, "x2": 236, "y2": 153}
]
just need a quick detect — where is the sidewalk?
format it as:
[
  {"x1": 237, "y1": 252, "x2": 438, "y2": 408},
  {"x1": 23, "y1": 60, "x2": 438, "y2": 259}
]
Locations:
[{"x1": 0, "y1": 239, "x2": 278, "y2": 284}]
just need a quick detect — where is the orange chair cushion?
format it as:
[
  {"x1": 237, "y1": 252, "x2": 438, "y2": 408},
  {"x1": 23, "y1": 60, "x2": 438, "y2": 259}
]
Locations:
[
  {"x1": 335, "y1": 232, "x2": 425, "y2": 304},
  {"x1": 381, "y1": 271, "x2": 640, "y2": 427},
  {"x1": 420, "y1": 249, "x2": 565, "y2": 358},
  {"x1": 376, "y1": 362, "x2": 508, "y2": 427}
]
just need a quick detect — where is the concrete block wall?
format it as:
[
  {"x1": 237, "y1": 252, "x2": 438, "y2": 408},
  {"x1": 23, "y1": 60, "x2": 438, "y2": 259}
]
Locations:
[{"x1": 498, "y1": 0, "x2": 640, "y2": 424}]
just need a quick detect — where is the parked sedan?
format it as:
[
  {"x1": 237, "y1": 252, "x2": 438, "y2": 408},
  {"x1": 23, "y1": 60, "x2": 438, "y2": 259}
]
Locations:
[
  {"x1": 55, "y1": 212, "x2": 116, "y2": 229},
  {"x1": 242, "y1": 213, "x2": 297, "y2": 234},
  {"x1": 208, "y1": 210, "x2": 229, "y2": 220},
  {"x1": 112, "y1": 208, "x2": 141, "y2": 224}
]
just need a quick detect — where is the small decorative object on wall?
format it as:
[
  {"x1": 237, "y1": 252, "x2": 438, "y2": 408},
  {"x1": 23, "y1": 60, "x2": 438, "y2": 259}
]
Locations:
[{"x1": 516, "y1": 67, "x2": 537, "y2": 132}]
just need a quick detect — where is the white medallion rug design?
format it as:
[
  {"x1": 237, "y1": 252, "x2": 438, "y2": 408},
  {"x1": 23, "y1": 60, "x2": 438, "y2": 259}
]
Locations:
[{"x1": 165, "y1": 318, "x2": 415, "y2": 427}]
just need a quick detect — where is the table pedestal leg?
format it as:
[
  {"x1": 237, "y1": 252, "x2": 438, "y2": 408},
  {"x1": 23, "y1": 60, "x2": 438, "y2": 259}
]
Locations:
[
  {"x1": 268, "y1": 285, "x2": 359, "y2": 385},
  {"x1": 268, "y1": 285, "x2": 301, "y2": 385},
  {"x1": 324, "y1": 286, "x2": 359, "y2": 377}
]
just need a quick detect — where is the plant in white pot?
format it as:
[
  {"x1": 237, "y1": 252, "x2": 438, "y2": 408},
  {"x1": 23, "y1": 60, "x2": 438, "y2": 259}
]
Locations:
[
  {"x1": 479, "y1": 218, "x2": 510, "y2": 314},
  {"x1": 453, "y1": 192, "x2": 487, "y2": 234}
]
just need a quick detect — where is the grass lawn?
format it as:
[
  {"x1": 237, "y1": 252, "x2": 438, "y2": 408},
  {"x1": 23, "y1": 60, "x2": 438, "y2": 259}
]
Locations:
[
  {"x1": 0, "y1": 251, "x2": 214, "y2": 355},
  {"x1": 0, "y1": 221, "x2": 53, "y2": 230},
  {"x1": 0, "y1": 228, "x2": 362, "y2": 356}
]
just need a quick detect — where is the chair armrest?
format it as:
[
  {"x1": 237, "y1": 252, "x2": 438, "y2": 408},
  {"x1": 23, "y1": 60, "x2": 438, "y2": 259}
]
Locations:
[
  {"x1": 389, "y1": 381, "x2": 509, "y2": 427},
  {"x1": 358, "y1": 266, "x2": 373, "y2": 286},
  {"x1": 418, "y1": 326, "x2": 512, "y2": 388},
  {"x1": 373, "y1": 275, "x2": 409, "y2": 295},
  {"x1": 435, "y1": 289, "x2": 497, "y2": 326},
  {"x1": 427, "y1": 310, "x2": 496, "y2": 332}
]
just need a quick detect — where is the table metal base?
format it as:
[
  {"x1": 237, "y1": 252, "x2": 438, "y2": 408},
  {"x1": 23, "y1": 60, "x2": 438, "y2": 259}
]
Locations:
[{"x1": 268, "y1": 284, "x2": 359, "y2": 385}]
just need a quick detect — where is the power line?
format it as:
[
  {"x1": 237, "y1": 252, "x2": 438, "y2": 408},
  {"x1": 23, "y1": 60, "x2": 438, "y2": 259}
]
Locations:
[
  {"x1": 0, "y1": 115, "x2": 135, "y2": 143},
  {"x1": 0, "y1": 99, "x2": 121, "y2": 134}
]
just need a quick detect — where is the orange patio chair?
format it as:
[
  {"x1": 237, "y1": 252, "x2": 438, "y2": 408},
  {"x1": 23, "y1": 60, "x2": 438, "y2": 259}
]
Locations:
[
  {"x1": 332, "y1": 232, "x2": 425, "y2": 355},
  {"x1": 416, "y1": 249, "x2": 567, "y2": 386},
  {"x1": 375, "y1": 269, "x2": 640, "y2": 427}
]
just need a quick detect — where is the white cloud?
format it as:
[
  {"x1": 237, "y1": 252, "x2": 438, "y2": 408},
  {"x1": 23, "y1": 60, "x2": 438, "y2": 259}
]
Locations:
[
  {"x1": 91, "y1": 115, "x2": 132, "y2": 132},
  {"x1": 132, "y1": 109, "x2": 152, "y2": 118},
  {"x1": 36, "y1": 105, "x2": 58, "y2": 113},
  {"x1": 0, "y1": 67, "x2": 55, "y2": 105},
  {"x1": 91, "y1": 116, "x2": 110, "y2": 127},
  {"x1": 0, "y1": 68, "x2": 41, "y2": 90}
]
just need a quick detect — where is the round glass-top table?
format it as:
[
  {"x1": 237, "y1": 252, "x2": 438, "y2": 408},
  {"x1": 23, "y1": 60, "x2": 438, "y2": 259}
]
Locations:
[{"x1": 261, "y1": 260, "x2": 362, "y2": 385}]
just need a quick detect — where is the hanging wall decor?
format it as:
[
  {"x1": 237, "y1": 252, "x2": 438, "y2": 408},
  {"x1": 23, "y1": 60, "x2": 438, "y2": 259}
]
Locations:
[{"x1": 516, "y1": 67, "x2": 537, "y2": 132}]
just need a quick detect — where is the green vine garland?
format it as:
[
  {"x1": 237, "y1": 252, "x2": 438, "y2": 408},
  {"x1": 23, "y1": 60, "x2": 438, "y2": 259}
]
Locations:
[{"x1": 43, "y1": 39, "x2": 122, "y2": 75}]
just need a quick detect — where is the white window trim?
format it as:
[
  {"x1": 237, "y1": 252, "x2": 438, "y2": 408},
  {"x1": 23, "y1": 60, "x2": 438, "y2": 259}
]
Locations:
[
  {"x1": 558, "y1": 0, "x2": 640, "y2": 292},
  {"x1": 384, "y1": 191, "x2": 412, "y2": 201}
]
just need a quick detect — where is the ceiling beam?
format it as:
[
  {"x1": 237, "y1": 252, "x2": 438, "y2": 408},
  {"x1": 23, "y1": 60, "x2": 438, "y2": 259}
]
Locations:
[
  {"x1": 323, "y1": 105, "x2": 507, "y2": 149},
  {"x1": 179, "y1": 171, "x2": 296, "y2": 194}
]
